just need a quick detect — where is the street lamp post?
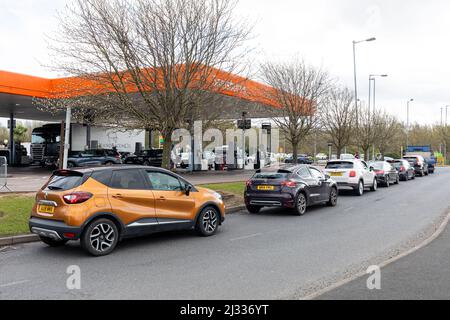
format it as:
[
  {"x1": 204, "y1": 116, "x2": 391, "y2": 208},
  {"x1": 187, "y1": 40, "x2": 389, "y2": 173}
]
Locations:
[
  {"x1": 368, "y1": 74, "x2": 388, "y2": 160},
  {"x1": 352, "y1": 37, "x2": 376, "y2": 153},
  {"x1": 406, "y1": 99, "x2": 414, "y2": 147}
]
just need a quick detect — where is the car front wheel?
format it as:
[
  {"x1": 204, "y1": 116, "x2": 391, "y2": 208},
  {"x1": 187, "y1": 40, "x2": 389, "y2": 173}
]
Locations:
[
  {"x1": 355, "y1": 180, "x2": 364, "y2": 196},
  {"x1": 294, "y1": 193, "x2": 307, "y2": 215},
  {"x1": 327, "y1": 187, "x2": 338, "y2": 207},
  {"x1": 370, "y1": 179, "x2": 377, "y2": 191},
  {"x1": 81, "y1": 219, "x2": 119, "y2": 257},
  {"x1": 196, "y1": 206, "x2": 219, "y2": 236}
]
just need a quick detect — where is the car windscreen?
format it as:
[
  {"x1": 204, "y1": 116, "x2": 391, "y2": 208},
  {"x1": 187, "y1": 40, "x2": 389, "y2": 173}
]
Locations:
[
  {"x1": 325, "y1": 161, "x2": 354, "y2": 169},
  {"x1": 45, "y1": 172, "x2": 88, "y2": 191},
  {"x1": 253, "y1": 171, "x2": 290, "y2": 180}
]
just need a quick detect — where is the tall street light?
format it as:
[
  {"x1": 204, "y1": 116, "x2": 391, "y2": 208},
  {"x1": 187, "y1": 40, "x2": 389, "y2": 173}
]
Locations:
[
  {"x1": 368, "y1": 74, "x2": 388, "y2": 115},
  {"x1": 352, "y1": 37, "x2": 376, "y2": 148},
  {"x1": 368, "y1": 74, "x2": 388, "y2": 160},
  {"x1": 406, "y1": 99, "x2": 414, "y2": 146}
]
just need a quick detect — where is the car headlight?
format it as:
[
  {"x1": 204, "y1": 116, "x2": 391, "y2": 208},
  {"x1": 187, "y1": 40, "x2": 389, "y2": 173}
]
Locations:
[{"x1": 213, "y1": 192, "x2": 222, "y2": 200}]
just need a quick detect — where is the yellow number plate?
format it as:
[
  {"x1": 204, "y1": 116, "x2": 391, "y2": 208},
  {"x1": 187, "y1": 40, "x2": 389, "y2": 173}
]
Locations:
[
  {"x1": 330, "y1": 172, "x2": 343, "y2": 177},
  {"x1": 38, "y1": 205, "x2": 55, "y2": 214},
  {"x1": 257, "y1": 185, "x2": 275, "y2": 191}
]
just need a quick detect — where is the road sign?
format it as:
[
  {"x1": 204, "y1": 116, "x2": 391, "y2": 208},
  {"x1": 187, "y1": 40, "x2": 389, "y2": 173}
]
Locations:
[{"x1": 237, "y1": 120, "x2": 251, "y2": 130}]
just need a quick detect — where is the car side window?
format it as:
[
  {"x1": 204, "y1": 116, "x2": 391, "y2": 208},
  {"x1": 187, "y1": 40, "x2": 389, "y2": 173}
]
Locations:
[
  {"x1": 309, "y1": 167, "x2": 324, "y2": 180},
  {"x1": 110, "y1": 170, "x2": 147, "y2": 190},
  {"x1": 146, "y1": 171, "x2": 183, "y2": 191},
  {"x1": 296, "y1": 167, "x2": 312, "y2": 178},
  {"x1": 360, "y1": 161, "x2": 368, "y2": 170}
]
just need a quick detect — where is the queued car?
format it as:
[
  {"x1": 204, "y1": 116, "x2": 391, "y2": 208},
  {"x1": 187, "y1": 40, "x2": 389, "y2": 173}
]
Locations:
[
  {"x1": 369, "y1": 161, "x2": 400, "y2": 187},
  {"x1": 29, "y1": 166, "x2": 225, "y2": 256},
  {"x1": 124, "y1": 149, "x2": 163, "y2": 167},
  {"x1": 425, "y1": 158, "x2": 436, "y2": 174},
  {"x1": 323, "y1": 159, "x2": 377, "y2": 196},
  {"x1": 66, "y1": 149, "x2": 122, "y2": 168},
  {"x1": 284, "y1": 154, "x2": 314, "y2": 164},
  {"x1": 244, "y1": 165, "x2": 338, "y2": 216},
  {"x1": 403, "y1": 155, "x2": 429, "y2": 177},
  {"x1": 387, "y1": 159, "x2": 415, "y2": 181}
]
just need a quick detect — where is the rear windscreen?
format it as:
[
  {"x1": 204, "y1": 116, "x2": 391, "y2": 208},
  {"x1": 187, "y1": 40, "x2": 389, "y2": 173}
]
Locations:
[
  {"x1": 45, "y1": 173, "x2": 87, "y2": 191},
  {"x1": 253, "y1": 172, "x2": 289, "y2": 180},
  {"x1": 326, "y1": 162, "x2": 354, "y2": 169},
  {"x1": 370, "y1": 162, "x2": 384, "y2": 170}
]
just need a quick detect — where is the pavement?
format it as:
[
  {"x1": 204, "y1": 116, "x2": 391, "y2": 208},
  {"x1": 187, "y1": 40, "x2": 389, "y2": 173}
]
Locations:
[
  {"x1": 317, "y1": 210, "x2": 450, "y2": 300},
  {"x1": 1, "y1": 166, "x2": 255, "y2": 193},
  {"x1": 0, "y1": 168, "x2": 449, "y2": 300}
]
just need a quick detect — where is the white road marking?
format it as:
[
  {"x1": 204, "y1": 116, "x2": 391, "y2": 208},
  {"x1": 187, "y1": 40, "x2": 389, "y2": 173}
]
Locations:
[
  {"x1": 230, "y1": 233, "x2": 263, "y2": 242},
  {"x1": 0, "y1": 280, "x2": 30, "y2": 288}
]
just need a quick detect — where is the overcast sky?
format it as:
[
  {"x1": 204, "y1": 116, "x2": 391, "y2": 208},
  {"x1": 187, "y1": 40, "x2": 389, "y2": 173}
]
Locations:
[{"x1": 1, "y1": 0, "x2": 449, "y2": 125}]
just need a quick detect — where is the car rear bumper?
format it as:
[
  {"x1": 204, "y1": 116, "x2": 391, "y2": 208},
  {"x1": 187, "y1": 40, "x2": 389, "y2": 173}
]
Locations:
[
  {"x1": 245, "y1": 193, "x2": 295, "y2": 208},
  {"x1": 336, "y1": 182, "x2": 359, "y2": 189},
  {"x1": 29, "y1": 217, "x2": 82, "y2": 241}
]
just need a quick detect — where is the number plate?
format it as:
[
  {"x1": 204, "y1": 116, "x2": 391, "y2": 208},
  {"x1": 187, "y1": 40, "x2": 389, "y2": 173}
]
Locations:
[
  {"x1": 257, "y1": 185, "x2": 275, "y2": 191},
  {"x1": 330, "y1": 172, "x2": 343, "y2": 177},
  {"x1": 38, "y1": 205, "x2": 55, "y2": 214}
]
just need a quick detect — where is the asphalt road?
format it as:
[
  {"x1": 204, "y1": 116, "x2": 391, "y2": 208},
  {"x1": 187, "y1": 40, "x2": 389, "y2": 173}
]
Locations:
[
  {"x1": 1, "y1": 168, "x2": 449, "y2": 300},
  {"x1": 318, "y1": 204, "x2": 450, "y2": 299}
]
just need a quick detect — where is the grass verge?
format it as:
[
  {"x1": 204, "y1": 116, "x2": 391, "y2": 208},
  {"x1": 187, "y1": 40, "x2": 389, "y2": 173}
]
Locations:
[
  {"x1": 200, "y1": 182, "x2": 245, "y2": 197},
  {"x1": 0, "y1": 195, "x2": 35, "y2": 237}
]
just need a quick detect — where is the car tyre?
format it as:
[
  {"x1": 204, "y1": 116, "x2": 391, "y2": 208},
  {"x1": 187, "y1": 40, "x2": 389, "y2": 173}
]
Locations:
[
  {"x1": 327, "y1": 187, "x2": 338, "y2": 207},
  {"x1": 196, "y1": 206, "x2": 219, "y2": 237},
  {"x1": 370, "y1": 179, "x2": 377, "y2": 191},
  {"x1": 294, "y1": 192, "x2": 307, "y2": 215},
  {"x1": 81, "y1": 218, "x2": 119, "y2": 257},
  {"x1": 40, "y1": 236, "x2": 68, "y2": 247},
  {"x1": 354, "y1": 180, "x2": 364, "y2": 196},
  {"x1": 246, "y1": 205, "x2": 262, "y2": 214}
]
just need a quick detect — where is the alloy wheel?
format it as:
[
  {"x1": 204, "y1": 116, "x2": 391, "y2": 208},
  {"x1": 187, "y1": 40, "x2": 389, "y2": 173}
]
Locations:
[
  {"x1": 90, "y1": 223, "x2": 115, "y2": 253},
  {"x1": 297, "y1": 194, "x2": 307, "y2": 215},
  {"x1": 202, "y1": 209, "x2": 218, "y2": 233}
]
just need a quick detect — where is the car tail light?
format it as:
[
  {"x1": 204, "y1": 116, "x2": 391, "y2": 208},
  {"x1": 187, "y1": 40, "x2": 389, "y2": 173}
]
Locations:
[
  {"x1": 63, "y1": 192, "x2": 93, "y2": 204},
  {"x1": 400, "y1": 166, "x2": 406, "y2": 172},
  {"x1": 349, "y1": 171, "x2": 357, "y2": 178},
  {"x1": 375, "y1": 170, "x2": 385, "y2": 175},
  {"x1": 282, "y1": 180, "x2": 297, "y2": 188},
  {"x1": 246, "y1": 180, "x2": 253, "y2": 188},
  {"x1": 64, "y1": 233, "x2": 76, "y2": 239}
]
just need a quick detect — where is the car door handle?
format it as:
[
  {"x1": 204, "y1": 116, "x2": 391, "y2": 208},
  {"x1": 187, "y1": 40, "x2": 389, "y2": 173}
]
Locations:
[
  {"x1": 157, "y1": 196, "x2": 166, "y2": 201},
  {"x1": 112, "y1": 194, "x2": 123, "y2": 199}
]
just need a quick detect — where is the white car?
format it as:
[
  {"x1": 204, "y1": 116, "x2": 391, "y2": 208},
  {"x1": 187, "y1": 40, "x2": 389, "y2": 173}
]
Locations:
[
  {"x1": 323, "y1": 159, "x2": 377, "y2": 196},
  {"x1": 316, "y1": 153, "x2": 328, "y2": 160}
]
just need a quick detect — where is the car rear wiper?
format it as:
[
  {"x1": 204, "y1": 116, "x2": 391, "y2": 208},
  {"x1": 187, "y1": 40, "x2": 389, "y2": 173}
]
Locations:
[{"x1": 47, "y1": 186, "x2": 64, "y2": 191}]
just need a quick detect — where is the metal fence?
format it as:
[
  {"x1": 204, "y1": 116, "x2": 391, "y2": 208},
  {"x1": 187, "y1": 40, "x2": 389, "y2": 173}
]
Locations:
[{"x1": 0, "y1": 156, "x2": 11, "y2": 192}]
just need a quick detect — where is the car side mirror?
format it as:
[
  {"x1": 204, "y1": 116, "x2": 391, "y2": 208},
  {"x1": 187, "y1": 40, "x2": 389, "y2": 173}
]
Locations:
[
  {"x1": 369, "y1": 166, "x2": 374, "y2": 172},
  {"x1": 324, "y1": 174, "x2": 331, "y2": 181},
  {"x1": 185, "y1": 185, "x2": 192, "y2": 196}
]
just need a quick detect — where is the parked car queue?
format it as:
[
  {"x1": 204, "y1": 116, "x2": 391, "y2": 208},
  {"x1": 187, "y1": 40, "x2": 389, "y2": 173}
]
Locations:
[{"x1": 30, "y1": 153, "x2": 435, "y2": 257}]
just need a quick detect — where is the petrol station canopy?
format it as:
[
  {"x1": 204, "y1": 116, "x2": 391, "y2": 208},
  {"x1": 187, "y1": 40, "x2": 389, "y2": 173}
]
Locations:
[{"x1": 0, "y1": 68, "x2": 282, "y2": 122}]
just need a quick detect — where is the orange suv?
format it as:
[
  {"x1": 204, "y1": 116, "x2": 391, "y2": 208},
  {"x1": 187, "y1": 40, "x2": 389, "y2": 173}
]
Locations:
[{"x1": 29, "y1": 167, "x2": 225, "y2": 256}]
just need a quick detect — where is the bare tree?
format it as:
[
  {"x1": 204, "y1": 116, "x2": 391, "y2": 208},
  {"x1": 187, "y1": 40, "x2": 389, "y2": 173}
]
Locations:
[
  {"x1": 259, "y1": 60, "x2": 331, "y2": 163},
  {"x1": 356, "y1": 104, "x2": 378, "y2": 161},
  {"x1": 321, "y1": 86, "x2": 356, "y2": 159},
  {"x1": 373, "y1": 112, "x2": 403, "y2": 158},
  {"x1": 37, "y1": 0, "x2": 252, "y2": 169}
]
